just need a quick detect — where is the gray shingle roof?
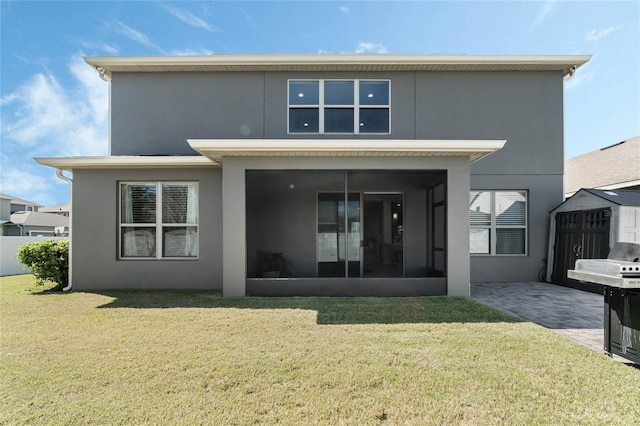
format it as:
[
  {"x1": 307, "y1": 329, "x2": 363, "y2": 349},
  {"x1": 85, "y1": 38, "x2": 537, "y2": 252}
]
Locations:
[
  {"x1": 582, "y1": 189, "x2": 640, "y2": 207},
  {"x1": 565, "y1": 136, "x2": 640, "y2": 195},
  {"x1": 8, "y1": 211, "x2": 69, "y2": 227},
  {"x1": 0, "y1": 193, "x2": 42, "y2": 207},
  {"x1": 39, "y1": 202, "x2": 71, "y2": 214}
]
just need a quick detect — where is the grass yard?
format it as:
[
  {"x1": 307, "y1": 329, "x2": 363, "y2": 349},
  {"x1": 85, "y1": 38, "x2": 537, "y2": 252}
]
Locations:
[{"x1": 1, "y1": 275, "x2": 639, "y2": 425}]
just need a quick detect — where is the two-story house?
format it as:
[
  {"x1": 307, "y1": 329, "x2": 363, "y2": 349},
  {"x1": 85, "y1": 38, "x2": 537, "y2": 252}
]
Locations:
[{"x1": 36, "y1": 54, "x2": 590, "y2": 296}]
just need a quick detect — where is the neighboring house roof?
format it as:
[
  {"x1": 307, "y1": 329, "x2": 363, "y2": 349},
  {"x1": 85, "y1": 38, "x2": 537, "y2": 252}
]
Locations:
[
  {"x1": 39, "y1": 202, "x2": 71, "y2": 214},
  {"x1": 85, "y1": 54, "x2": 591, "y2": 80},
  {"x1": 550, "y1": 188, "x2": 640, "y2": 214},
  {"x1": 565, "y1": 136, "x2": 640, "y2": 196},
  {"x1": 8, "y1": 211, "x2": 69, "y2": 227},
  {"x1": 582, "y1": 189, "x2": 640, "y2": 207},
  {"x1": 0, "y1": 193, "x2": 42, "y2": 207}
]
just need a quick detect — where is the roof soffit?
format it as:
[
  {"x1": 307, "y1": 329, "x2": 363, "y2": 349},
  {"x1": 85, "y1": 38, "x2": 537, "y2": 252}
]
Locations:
[{"x1": 85, "y1": 54, "x2": 592, "y2": 80}]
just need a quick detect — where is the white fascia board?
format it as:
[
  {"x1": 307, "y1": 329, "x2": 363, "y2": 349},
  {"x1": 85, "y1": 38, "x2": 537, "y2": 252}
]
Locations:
[
  {"x1": 35, "y1": 156, "x2": 217, "y2": 171},
  {"x1": 187, "y1": 139, "x2": 506, "y2": 163},
  {"x1": 85, "y1": 54, "x2": 591, "y2": 78},
  {"x1": 85, "y1": 54, "x2": 591, "y2": 67}
]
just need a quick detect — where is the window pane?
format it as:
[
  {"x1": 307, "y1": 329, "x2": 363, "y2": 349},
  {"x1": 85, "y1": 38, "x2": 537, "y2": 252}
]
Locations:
[
  {"x1": 470, "y1": 228, "x2": 490, "y2": 254},
  {"x1": 359, "y1": 108, "x2": 389, "y2": 133},
  {"x1": 359, "y1": 81, "x2": 389, "y2": 105},
  {"x1": 121, "y1": 227, "x2": 156, "y2": 257},
  {"x1": 496, "y1": 191, "x2": 526, "y2": 226},
  {"x1": 121, "y1": 184, "x2": 156, "y2": 224},
  {"x1": 163, "y1": 227, "x2": 198, "y2": 257},
  {"x1": 162, "y1": 183, "x2": 198, "y2": 224},
  {"x1": 325, "y1": 81, "x2": 354, "y2": 105},
  {"x1": 325, "y1": 108, "x2": 354, "y2": 133},
  {"x1": 289, "y1": 108, "x2": 319, "y2": 133},
  {"x1": 289, "y1": 81, "x2": 319, "y2": 105},
  {"x1": 496, "y1": 228, "x2": 525, "y2": 254},
  {"x1": 469, "y1": 191, "x2": 491, "y2": 226}
]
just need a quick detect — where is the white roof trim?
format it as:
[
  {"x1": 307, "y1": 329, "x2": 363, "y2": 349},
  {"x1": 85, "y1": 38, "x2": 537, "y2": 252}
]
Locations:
[
  {"x1": 35, "y1": 156, "x2": 216, "y2": 171},
  {"x1": 187, "y1": 139, "x2": 506, "y2": 164},
  {"x1": 85, "y1": 54, "x2": 591, "y2": 80}
]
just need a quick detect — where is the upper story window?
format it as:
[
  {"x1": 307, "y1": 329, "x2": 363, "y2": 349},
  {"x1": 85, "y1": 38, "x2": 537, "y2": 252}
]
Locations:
[{"x1": 288, "y1": 79, "x2": 390, "y2": 134}]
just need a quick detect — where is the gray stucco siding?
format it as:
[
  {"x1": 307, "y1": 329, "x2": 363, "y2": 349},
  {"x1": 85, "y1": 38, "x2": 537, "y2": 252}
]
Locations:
[
  {"x1": 110, "y1": 72, "x2": 265, "y2": 155},
  {"x1": 104, "y1": 68, "x2": 566, "y2": 288},
  {"x1": 71, "y1": 167, "x2": 222, "y2": 290},
  {"x1": 415, "y1": 71, "x2": 564, "y2": 176},
  {"x1": 469, "y1": 174, "x2": 563, "y2": 282},
  {"x1": 111, "y1": 71, "x2": 563, "y2": 178}
]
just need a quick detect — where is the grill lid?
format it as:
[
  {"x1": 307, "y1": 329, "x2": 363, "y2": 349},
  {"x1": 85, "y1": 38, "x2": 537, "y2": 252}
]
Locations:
[{"x1": 574, "y1": 242, "x2": 640, "y2": 278}]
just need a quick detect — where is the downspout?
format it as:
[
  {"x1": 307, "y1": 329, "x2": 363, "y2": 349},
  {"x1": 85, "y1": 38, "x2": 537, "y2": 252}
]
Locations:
[{"x1": 56, "y1": 169, "x2": 73, "y2": 292}]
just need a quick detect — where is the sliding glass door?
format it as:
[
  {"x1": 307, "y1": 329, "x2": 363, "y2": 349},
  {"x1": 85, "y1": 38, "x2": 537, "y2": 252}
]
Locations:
[{"x1": 317, "y1": 192, "x2": 361, "y2": 277}]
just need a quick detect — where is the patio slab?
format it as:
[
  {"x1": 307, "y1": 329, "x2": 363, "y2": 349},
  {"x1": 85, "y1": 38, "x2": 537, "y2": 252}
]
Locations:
[{"x1": 471, "y1": 282, "x2": 606, "y2": 354}]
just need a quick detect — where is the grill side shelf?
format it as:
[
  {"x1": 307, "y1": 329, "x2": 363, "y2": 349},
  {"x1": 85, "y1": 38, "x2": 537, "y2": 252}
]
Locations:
[{"x1": 567, "y1": 270, "x2": 640, "y2": 289}]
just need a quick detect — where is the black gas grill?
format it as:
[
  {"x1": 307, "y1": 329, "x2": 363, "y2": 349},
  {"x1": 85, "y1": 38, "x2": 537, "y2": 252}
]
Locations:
[{"x1": 568, "y1": 242, "x2": 640, "y2": 364}]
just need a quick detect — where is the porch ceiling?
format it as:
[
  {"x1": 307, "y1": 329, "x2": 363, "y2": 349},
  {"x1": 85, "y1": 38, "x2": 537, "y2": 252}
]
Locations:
[{"x1": 187, "y1": 139, "x2": 507, "y2": 164}]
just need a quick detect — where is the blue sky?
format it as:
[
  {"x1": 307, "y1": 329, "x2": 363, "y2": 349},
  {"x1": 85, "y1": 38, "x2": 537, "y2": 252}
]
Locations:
[{"x1": 1, "y1": 1, "x2": 639, "y2": 206}]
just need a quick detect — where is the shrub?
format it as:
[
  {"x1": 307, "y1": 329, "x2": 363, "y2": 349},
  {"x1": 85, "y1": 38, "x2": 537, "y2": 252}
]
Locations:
[{"x1": 17, "y1": 240, "x2": 69, "y2": 290}]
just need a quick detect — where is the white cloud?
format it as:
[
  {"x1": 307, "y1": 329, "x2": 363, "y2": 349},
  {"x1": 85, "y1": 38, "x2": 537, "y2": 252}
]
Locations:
[
  {"x1": 113, "y1": 20, "x2": 163, "y2": 52},
  {"x1": 169, "y1": 48, "x2": 215, "y2": 56},
  {"x1": 1, "y1": 55, "x2": 109, "y2": 204},
  {"x1": 77, "y1": 40, "x2": 119, "y2": 55},
  {"x1": 0, "y1": 168, "x2": 60, "y2": 206},
  {"x1": 565, "y1": 70, "x2": 594, "y2": 91},
  {"x1": 1, "y1": 55, "x2": 109, "y2": 157},
  {"x1": 240, "y1": 8, "x2": 253, "y2": 21},
  {"x1": 339, "y1": 6, "x2": 350, "y2": 14},
  {"x1": 530, "y1": 0, "x2": 557, "y2": 31},
  {"x1": 355, "y1": 42, "x2": 388, "y2": 54},
  {"x1": 163, "y1": 5, "x2": 217, "y2": 32},
  {"x1": 585, "y1": 26, "x2": 617, "y2": 41}
]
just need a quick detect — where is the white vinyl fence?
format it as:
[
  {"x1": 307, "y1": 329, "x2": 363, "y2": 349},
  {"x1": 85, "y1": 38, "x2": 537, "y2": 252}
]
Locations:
[{"x1": 0, "y1": 236, "x2": 68, "y2": 276}]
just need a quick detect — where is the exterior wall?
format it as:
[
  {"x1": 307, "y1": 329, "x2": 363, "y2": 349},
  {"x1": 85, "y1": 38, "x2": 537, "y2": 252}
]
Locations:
[
  {"x1": 618, "y1": 206, "x2": 640, "y2": 243},
  {"x1": 108, "y1": 68, "x2": 564, "y2": 285},
  {"x1": 0, "y1": 236, "x2": 68, "y2": 276},
  {"x1": 2, "y1": 224, "x2": 21, "y2": 236},
  {"x1": 110, "y1": 72, "x2": 265, "y2": 155},
  {"x1": 71, "y1": 167, "x2": 222, "y2": 290},
  {"x1": 471, "y1": 174, "x2": 563, "y2": 282},
  {"x1": 111, "y1": 71, "x2": 563, "y2": 164},
  {"x1": 0, "y1": 199, "x2": 10, "y2": 221}
]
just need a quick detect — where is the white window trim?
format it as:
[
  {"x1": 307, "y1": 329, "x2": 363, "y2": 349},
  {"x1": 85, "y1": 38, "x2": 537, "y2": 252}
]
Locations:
[
  {"x1": 470, "y1": 190, "x2": 528, "y2": 256},
  {"x1": 287, "y1": 78, "x2": 391, "y2": 135},
  {"x1": 118, "y1": 181, "x2": 199, "y2": 260}
]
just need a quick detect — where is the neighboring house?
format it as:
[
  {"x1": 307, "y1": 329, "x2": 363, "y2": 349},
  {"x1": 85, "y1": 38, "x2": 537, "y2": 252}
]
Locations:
[
  {"x1": 548, "y1": 188, "x2": 640, "y2": 291},
  {"x1": 0, "y1": 193, "x2": 42, "y2": 217},
  {"x1": 39, "y1": 202, "x2": 71, "y2": 217},
  {"x1": 3, "y1": 211, "x2": 69, "y2": 236},
  {"x1": 0, "y1": 193, "x2": 43, "y2": 235},
  {"x1": 565, "y1": 136, "x2": 640, "y2": 197},
  {"x1": 35, "y1": 54, "x2": 590, "y2": 296}
]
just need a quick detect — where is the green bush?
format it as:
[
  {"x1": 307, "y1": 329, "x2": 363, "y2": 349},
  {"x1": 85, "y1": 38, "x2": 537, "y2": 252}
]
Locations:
[{"x1": 17, "y1": 240, "x2": 69, "y2": 290}]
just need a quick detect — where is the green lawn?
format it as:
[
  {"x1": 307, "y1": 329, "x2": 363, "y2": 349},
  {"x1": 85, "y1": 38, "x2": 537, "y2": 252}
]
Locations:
[{"x1": 1, "y1": 275, "x2": 639, "y2": 425}]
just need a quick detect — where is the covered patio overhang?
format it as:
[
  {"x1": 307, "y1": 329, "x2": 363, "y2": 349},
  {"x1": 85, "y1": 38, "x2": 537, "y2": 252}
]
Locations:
[
  {"x1": 188, "y1": 139, "x2": 505, "y2": 297},
  {"x1": 187, "y1": 139, "x2": 506, "y2": 165}
]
